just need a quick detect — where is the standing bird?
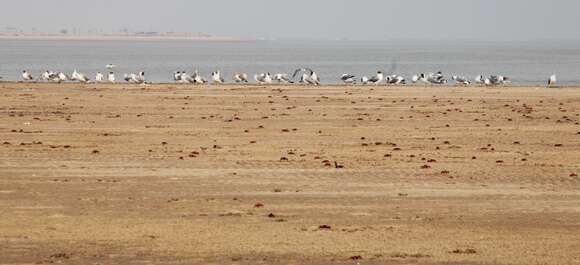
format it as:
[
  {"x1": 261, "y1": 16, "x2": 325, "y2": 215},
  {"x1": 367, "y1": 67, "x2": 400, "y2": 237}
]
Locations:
[
  {"x1": 452, "y1": 75, "x2": 471, "y2": 86},
  {"x1": 130, "y1": 72, "x2": 145, "y2": 84},
  {"x1": 548, "y1": 74, "x2": 557, "y2": 88},
  {"x1": 254, "y1": 73, "x2": 273, "y2": 85},
  {"x1": 173, "y1": 71, "x2": 182, "y2": 82},
  {"x1": 22, "y1": 70, "x2": 34, "y2": 82},
  {"x1": 211, "y1": 71, "x2": 225, "y2": 84},
  {"x1": 475, "y1": 75, "x2": 485, "y2": 85},
  {"x1": 367, "y1": 71, "x2": 384, "y2": 85},
  {"x1": 292, "y1": 68, "x2": 320, "y2": 85},
  {"x1": 57, "y1": 72, "x2": 69, "y2": 82},
  {"x1": 233, "y1": 73, "x2": 249, "y2": 83},
  {"x1": 340, "y1": 74, "x2": 356, "y2": 85},
  {"x1": 273, "y1": 73, "x2": 294, "y2": 84},
  {"x1": 72, "y1": 70, "x2": 90, "y2": 83},
  {"x1": 361, "y1": 76, "x2": 370, "y2": 85},
  {"x1": 192, "y1": 70, "x2": 206, "y2": 84},
  {"x1": 108, "y1": 72, "x2": 116, "y2": 83},
  {"x1": 180, "y1": 72, "x2": 194, "y2": 83},
  {"x1": 95, "y1": 72, "x2": 104, "y2": 83}
]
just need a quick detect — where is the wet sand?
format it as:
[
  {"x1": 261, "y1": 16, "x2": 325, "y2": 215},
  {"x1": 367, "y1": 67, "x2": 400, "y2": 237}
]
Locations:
[{"x1": 1, "y1": 82, "x2": 579, "y2": 265}]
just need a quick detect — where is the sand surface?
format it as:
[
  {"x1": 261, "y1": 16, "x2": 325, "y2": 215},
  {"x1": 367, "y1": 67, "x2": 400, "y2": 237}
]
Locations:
[{"x1": 0, "y1": 83, "x2": 579, "y2": 265}]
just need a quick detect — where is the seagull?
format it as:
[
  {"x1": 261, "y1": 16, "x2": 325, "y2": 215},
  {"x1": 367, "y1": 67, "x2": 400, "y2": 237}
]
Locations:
[
  {"x1": 95, "y1": 72, "x2": 104, "y2": 83},
  {"x1": 72, "y1": 70, "x2": 90, "y2": 83},
  {"x1": 419, "y1": 73, "x2": 446, "y2": 85},
  {"x1": 22, "y1": 70, "x2": 34, "y2": 82},
  {"x1": 386, "y1": 75, "x2": 405, "y2": 85},
  {"x1": 177, "y1": 72, "x2": 192, "y2": 83},
  {"x1": 173, "y1": 71, "x2": 182, "y2": 82},
  {"x1": 475, "y1": 75, "x2": 485, "y2": 85},
  {"x1": 189, "y1": 70, "x2": 206, "y2": 84},
  {"x1": 211, "y1": 71, "x2": 225, "y2": 84},
  {"x1": 484, "y1": 75, "x2": 509, "y2": 86},
  {"x1": 367, "y1": 71, "x2": 384, "y2": 85},
  {"x1": 233, "y1": 73, "x2": 249, "y2": 83},
  {"x1": 292, "y1": 68, "x2": 320, "y2": 85},
  {"x1": 548, "y1": 74, "x2": 557, "y2": 87},
  {"x1": 106, "y1": 64, "x2": 116, "y2": 69},
  {"x1": 130, "y1": 72, "x2": 145, "y2": 84},
  {"x1": 123, "y1": 74, "x2": 132, "y2": 83},
  {"x1": 57, "y1": 72, "x2": 69, "y2": 82},
  {"x1": 340, "y1": 74, "x2": 356, "y2": 85},
  {"x1": 361, "y1": 76, "x2": 370, "y2": 85},
  {"x1": 411, "y1": 74, "x2": 421, "y2": 83},
  {"x1": 452, "y1": 75, "x2": 471, "y2": 86},
  {"x1": 254, "y1": 72, "x2": 273, "y2": 84},
  {"x1": 273, "y1": 73, "x2": 294, "y2": 84},
  {"x1": 108, "y1": 72, "x2": 116, "y2": 83}
]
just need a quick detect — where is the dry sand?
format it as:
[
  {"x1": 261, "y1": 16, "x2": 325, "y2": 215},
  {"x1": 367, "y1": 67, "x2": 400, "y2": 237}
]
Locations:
[{"x1": 0, "y1": 82, "x2": 579, "y2": 265}]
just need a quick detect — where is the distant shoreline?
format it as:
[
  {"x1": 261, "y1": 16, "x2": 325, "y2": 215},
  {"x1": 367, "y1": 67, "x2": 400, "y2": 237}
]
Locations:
[{"x1": 0, "y1": 34, "x2": 255, "y2": 42}]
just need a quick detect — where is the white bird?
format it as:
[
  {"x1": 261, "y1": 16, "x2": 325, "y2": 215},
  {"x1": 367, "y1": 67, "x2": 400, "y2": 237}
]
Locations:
[
  {"x1": 340, "y1": 74, "x2": 356, "y2": 85},
  {"x1": 233, "y1": 73, "x2": 248, "y2": 83},
  {"x1": 57, "y1": 72, "x2": 69, "y2": 82},
  {"x1": 273, "y1": 73, "x2": 293, "y2": 84},
  {"x1": 192, "y1": 70, "x2": 206, "y2": 84},
  {"x1": 22, "y1": 70, "x2": 34, "y2": 82},
  {"x1": 548, "y1": 74, "x2": 557, "y2": 87},
  {"x1": 173, "y1": 71, "x2": 182, "y2": 82},
  {"x1": 254, "y1": 73, "x2": 273, "y2": 84},
  {"x1": 411, "y1": 74, "x2": 420, "y2": 83},
  {"x1": 361, "y1": 76, "x2": 370, "y2": 85},
  {"x1": 178, "y1": 72, "x2": 193, "y2": 83},
  {"x1": 72, "y1": 70, "x2": 90, "y2": 83},
  {"x1": 475, "y1": 75, "x2": 485, "y2": 85},
  {"x1": 211, "y1": 71, "x2": 225, "y2": 84},
  {"x1": 106, "y1": 64, "x2": 116, "y2": 69},
  {"x1": 95, "y1": 72, "x2": 104, "y2": 83},
  {"x1": 292, "y1": 68, "x2": 320, "y2": 85},
  {"x1": 386, "y1": 75, "x2": 405, "y2": 85},
  {"x1": 108, "y1": 72, "x2": 116, "y2": 83},
  {"x1": 452, "y1": 75, "x2": 471, "y2": 86},
  {"x1": 130, "y1": 72, "x2": 145, "y2": 84},
  {"x1": 367, "y1": 71, "x2": 384, "y2": 85}
]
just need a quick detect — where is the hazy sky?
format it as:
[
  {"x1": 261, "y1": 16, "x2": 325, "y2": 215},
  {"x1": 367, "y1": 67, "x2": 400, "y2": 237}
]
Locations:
[{"x1": 1, "y1": 0, "x2": 578, "y2": 40}]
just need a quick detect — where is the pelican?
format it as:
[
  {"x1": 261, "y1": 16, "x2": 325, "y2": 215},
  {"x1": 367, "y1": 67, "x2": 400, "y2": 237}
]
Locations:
[
  {"x1": 95, "y1": 72, "x2": 104, "y2": 83},
  {"x1": 273, "y1": 73, "x2": 293, "y2": 84},
  {"x1": 233, "y1": 73, "x2": 248, "y2": 83},
  {"x1": 340, "y1": 74, "x2": 356, "y2": 85},
  {"x1": 22, "y1": 70, "x2": 34, "y2": 82},
  {"x1": 108, "y1": 72, "x2": 116, "y2": 83},
  {"x1": 452, "y1": 75, "x2": 471, "y2": 86},
  {"x1": 211, "y1": 71, "x2": 225, "y2": 84},
  {"x1": 548, "y1": 74, "x2": 557, "y2": 87}
]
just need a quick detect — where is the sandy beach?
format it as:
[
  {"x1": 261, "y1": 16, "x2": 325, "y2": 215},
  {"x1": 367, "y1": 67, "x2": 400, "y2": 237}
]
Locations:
[{"x1": 0, "y1": 82, "x2": 579, "y2": 265}]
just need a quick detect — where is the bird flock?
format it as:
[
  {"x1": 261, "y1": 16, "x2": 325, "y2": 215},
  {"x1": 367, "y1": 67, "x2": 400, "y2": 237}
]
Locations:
[{"x1": 13, "y1": 66, "x2": 559, "y2": 87}]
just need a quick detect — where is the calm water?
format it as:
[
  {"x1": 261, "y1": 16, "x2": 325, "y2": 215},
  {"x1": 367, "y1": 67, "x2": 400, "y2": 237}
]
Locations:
[{"x1": 1, "y1": 39, "x2": 580, "y2": 85}]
